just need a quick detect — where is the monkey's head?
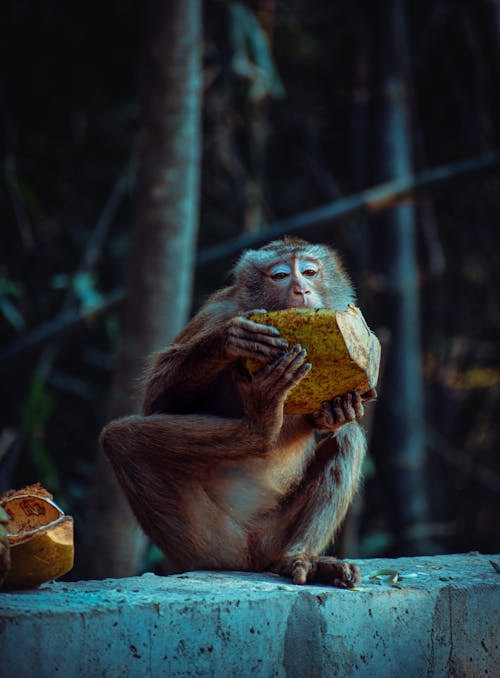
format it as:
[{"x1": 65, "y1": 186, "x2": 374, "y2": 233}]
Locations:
[{"x1": 232, "y1": 236, "x2": 356, "y2": 311}]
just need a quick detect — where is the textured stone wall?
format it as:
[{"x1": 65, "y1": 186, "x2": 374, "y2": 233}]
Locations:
[{"x1": 1, "y1": 553, "x2": 498, "y2": 677}]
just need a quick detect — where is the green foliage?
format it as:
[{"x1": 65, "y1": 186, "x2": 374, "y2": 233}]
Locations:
[
  {"x1": 0, "y1": 276, "x2": 23, "y2": 298},
  {"x1": 8, "y1": 174, "x2": 43, "y2": 220},
  {"x1": 51, "y1": 272, "x2": 104, "y2": 312},
  {"x1": 105, "y1": 314, "x2": 121, "y2": 350},
  {"x1": 0, "y1": 275, "x2": 25, "y2": 331},
  {"x1": 21, "y1": 378, "x2": 61, "y2": 495},
  {"x1": 229, "y1": 2, "x2": 285, "y2": 101},
  {"x1": 73, "y1": 272, "x2": 104, "y2": 312},
  {"x1": 21, "y1": 379, "x2": 54, "y2": 436}
]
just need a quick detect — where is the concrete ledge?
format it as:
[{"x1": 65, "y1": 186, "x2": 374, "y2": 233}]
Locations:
[{"x1": 1, "y1": 553, "x2": 499, "y2": 677}]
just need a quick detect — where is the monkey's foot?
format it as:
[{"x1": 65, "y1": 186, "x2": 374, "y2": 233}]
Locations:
[{"x1": 278, "y1": 554, "x2": 361, "y2": 588}]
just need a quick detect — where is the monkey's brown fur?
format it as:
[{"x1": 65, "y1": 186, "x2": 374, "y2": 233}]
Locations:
[{"x1": 100, "y1": 237, "x2": 372, "y2": 586}]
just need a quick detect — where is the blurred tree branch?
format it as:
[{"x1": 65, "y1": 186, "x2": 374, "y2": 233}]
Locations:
[
  {"x1": 1, "y1": 151, "x2": 500, "y2": 367},
  {"x1": 33, "y1": 161, "x2": 134, "y2": 384},
  {"x1": 197, "y1": 151, "x2": 500, "y2": 266}
]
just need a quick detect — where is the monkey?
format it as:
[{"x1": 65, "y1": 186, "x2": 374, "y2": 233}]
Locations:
[{"x1": 100, "y1": 236, "x2": 376, "y2": 587}]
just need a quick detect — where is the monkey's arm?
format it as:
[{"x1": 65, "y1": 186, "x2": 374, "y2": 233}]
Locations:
[
  {"x1": 103, "y1": 347, "x2": 310, "y2": 469},
  {"x1": 143, "y1": 295, "x2": 288, "y2": 415},
  {"x1": 143, "y1": 341, "x2": 226, "y2": 415}
]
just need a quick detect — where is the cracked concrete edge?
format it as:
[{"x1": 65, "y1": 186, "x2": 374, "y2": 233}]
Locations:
[{"x1": 0, "y1": 553, "x2": 499, "y2": 677}]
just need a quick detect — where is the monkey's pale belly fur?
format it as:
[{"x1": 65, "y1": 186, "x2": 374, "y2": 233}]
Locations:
[{"x1": 182, "y1": 438, "x2": 316, "y2": 569}]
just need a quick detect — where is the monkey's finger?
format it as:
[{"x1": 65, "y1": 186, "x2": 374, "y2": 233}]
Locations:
[
  {"x1": 316, "y1": 400, "x2": 334, "y2": 428},
  {"x1": 254, "y1": 345, "x2": 300, "y2": 379},
  {"x1": 331, "y1": 397, "x2": 347, "y2": 425},
  {"x1": 234, "y1": 317, "x2": 283, "y2": 338},
  {"x1": 268, "y1": 346, "x2": 308, "y2": 382},
  {"x1": 351, "y1": 392, "x2": 364, "y2": 419},
  {"x1": 228, "y1": 333, "x2": 288, "y2": 357},
  {"x1": 341, "y1": 393, "x2": 357, "y2": 422},
  {"x1": 247, "y1": 333, "x2": 289, "y2": 350},
  {"x1": 289, "y1": 361, "x2": 312, "y2": 386},
  {"x1": 275, "y1": 344, "x2": 307, "y2": 370},
  {"x1": 243, "y1": 308, "x2": 267, "y2": 318},
  {"x1": 228, "y1": 318, "x2": 288, "y2": 347},
  {"x1": 228, "y1": 329, "x2": 289, "y2": 356},
  {"x1": 276, "y1": 346, "x2": 312, "y2": 385},
  {"x1": 361, "y1": 388, "x2": 377, "y2": 402},
  {"x1": 228, "y1": 336, "x2": 288, "y2": 360},
  {"x1": 263, "y1": 346, "x2": 310, "y2": 392}
]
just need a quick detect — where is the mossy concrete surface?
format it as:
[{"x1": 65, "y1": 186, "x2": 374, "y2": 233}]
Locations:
[{"x1": 1, "y1": 553, "x2": 498, "y2": 677}]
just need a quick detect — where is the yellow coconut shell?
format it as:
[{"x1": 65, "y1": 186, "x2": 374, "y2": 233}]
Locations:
[
  {"x1": 246, "y1": 305, "x2": 380, "y2": 414},
  {"x1": 1, "y1": 483, "x2": 74, "y2": 589}
]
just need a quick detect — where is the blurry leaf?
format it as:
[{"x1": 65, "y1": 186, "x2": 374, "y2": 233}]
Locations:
[
  {"x1": 51, "y1": 273, "x2": 71, "y2": 290},
  {"x1": 105, "y1": 314, "x2": 121, "y2": 349},
  {"x1": 229, "y1": 2, "x2": 285, "y2": 101},
  {"x1": 73, "y1": 272, "x2": 103, "y2": 312},
  {"x1": 51, "y1": 272, "x2": 103, "y2": 308},
  {"x1": 438, "y1": 365, "x2": 500, "y2": 390},
  {"x1": 31, "y1": 438, "x2": 61, "y2": 497},
  {"x1": 21, "y1": 379, "x2": 61, "y2": 495},
  {"x1": 0, "y1": 276, "x2": 22, "y2": 297},
  {"x1": 0, "y1": 296, "x2": 25, "y2": 330},
  {"x1": 21, "y1": 378, "x2": 54, "y2": 439},
  {"x1": 9, "y1": 174, "x2": 42, "y2": 218},
  {"x1": 460, "y1": 367, "x2": 500, "y2": 389},
  {"x1": 0, "y1": 275, "x2": 25, "y2": 330}
]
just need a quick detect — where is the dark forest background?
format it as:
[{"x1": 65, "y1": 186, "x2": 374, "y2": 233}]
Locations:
[{"x1": 1, "y1": 0, "x2": 499, "y2": 578}]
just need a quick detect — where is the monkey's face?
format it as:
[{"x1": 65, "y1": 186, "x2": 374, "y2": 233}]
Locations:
[
  {"x1": 234, "y1": 238, "x2": 356, "y2": 312},
  {"x1": 263, "y1": 255, "x2": 325, "y2": 309}
]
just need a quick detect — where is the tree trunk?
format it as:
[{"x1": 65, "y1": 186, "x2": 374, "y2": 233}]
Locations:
[
  {"x1": 370, "y1": 0, "x2": 431, "y2": 554},
  {"x1": 78, "y1": 0, "x2": 202, "y2": 578}
]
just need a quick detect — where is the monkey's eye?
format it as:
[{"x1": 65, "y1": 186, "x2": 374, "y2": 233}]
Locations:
[
  {"x1": 302, "y1": 269, "x2": 318, "y2": 277},
  {"x1": 271, "y1": 271, "x2": 289, "y2": 281}
]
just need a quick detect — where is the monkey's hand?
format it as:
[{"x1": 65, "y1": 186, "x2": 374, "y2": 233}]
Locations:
[
  {"x1": 311, "y1": 391, "x2": 368, "y2": 432},
  {"x1": 238, "y1": 345, "x2": 311, "y2": 446},
  {"x1": 225, "y1": 310, "x2": 289, "y2": 362}
]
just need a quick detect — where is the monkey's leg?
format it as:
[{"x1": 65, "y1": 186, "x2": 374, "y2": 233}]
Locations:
[
  {"x1": 100, "y1": 412, "x2": 262, "y2": 569},
  {"x1": 100, "y1": 347, "x2": 311, "y2": 566},
  {"x1": 264, "y1": 422, "x2": 366, "y2": 588}
]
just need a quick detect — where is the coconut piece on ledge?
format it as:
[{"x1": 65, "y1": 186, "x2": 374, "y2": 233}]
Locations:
[{"x1": 0, "y1": 482, "x2": 74, "y2": 589}]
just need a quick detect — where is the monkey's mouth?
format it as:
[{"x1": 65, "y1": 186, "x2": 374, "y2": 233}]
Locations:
[{"x1": 285, "y1": 298, "x2": 319, "y2": 309}]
